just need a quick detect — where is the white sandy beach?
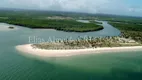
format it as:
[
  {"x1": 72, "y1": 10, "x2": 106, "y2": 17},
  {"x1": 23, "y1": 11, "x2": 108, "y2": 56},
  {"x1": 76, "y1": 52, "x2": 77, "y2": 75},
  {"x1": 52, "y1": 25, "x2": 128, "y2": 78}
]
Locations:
[{"x1": 16, "y1": 44, "x2": 142, "y2": 57}]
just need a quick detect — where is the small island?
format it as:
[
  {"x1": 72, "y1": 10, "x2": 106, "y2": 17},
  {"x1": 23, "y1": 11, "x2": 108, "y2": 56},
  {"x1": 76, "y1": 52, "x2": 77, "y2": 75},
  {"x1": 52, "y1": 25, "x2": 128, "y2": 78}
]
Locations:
[
  {"x1": 16, "y1": 36, "x2": 142, "y2": 57},
  {"x1": 8, "y1": 26, "x2": 14, "y2": 29}
]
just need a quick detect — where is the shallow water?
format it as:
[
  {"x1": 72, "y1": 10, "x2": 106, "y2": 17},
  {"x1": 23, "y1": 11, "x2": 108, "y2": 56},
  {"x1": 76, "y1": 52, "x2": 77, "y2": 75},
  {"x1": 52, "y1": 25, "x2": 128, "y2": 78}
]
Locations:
[{"x1": 0, "y1": 22, "x2": 142, "y2": 80}]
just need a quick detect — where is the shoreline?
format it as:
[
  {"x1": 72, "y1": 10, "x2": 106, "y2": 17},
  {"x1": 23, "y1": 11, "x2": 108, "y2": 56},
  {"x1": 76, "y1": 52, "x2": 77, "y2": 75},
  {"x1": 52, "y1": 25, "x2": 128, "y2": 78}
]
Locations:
[{"x1": 16, "y1": 44, "x2": 142, "y2": 57}]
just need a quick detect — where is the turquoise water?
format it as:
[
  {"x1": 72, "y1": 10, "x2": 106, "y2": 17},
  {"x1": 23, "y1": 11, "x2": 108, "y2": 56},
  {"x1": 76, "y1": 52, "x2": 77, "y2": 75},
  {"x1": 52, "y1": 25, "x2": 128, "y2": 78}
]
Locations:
[{"x1": 0, "y1": 22, "x2": 142, "y2": 80}]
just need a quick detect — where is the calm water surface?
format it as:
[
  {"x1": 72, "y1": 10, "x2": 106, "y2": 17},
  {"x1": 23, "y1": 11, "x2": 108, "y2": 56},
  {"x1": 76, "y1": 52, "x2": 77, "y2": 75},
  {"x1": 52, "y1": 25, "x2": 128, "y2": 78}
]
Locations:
[{"x1": 0, "y1": 21, "x2": 142, "y2": 80}]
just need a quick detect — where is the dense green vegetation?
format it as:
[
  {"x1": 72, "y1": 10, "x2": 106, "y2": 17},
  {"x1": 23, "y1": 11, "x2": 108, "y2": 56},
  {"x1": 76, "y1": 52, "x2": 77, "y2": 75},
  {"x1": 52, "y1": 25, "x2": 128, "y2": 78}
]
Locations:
[
  {"x1": 109, "y1": 22, "x2": 142, "y2": 31},
  {"x1": 109, "y1": 21, "x2": 142, "y2": 43},
  {"x1": 0, "y1": 18, "x2": 103, "y2": 32},
  {"x1": 0, "y1": 9, "x2": 105, "y2": 32},
  {"x1": 0, "y1": 9, "x2": 142, "y2": 34}
]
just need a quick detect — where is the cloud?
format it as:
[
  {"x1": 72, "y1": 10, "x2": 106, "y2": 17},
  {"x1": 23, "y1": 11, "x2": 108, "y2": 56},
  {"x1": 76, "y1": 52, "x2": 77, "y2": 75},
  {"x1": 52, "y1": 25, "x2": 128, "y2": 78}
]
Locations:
[
  {"x1": 0, "y1": 0, "x2": 142, "y2": 16},
  {"x1": 0, "y1": 0, "x2": 115, "y2": 13}
]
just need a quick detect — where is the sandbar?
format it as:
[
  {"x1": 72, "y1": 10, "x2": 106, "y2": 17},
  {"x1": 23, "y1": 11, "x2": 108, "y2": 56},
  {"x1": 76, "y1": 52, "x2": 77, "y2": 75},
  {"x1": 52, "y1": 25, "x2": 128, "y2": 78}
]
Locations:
[{"x1": 16, "y1": 44, "x2": 142, "y2": 57}]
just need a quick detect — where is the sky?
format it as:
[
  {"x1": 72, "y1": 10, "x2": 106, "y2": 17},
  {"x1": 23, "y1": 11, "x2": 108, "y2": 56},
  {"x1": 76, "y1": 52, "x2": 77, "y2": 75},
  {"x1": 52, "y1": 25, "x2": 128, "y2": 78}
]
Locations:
[{"x1": 0, "y1": 0, "x2": 142, "y2": 16}]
